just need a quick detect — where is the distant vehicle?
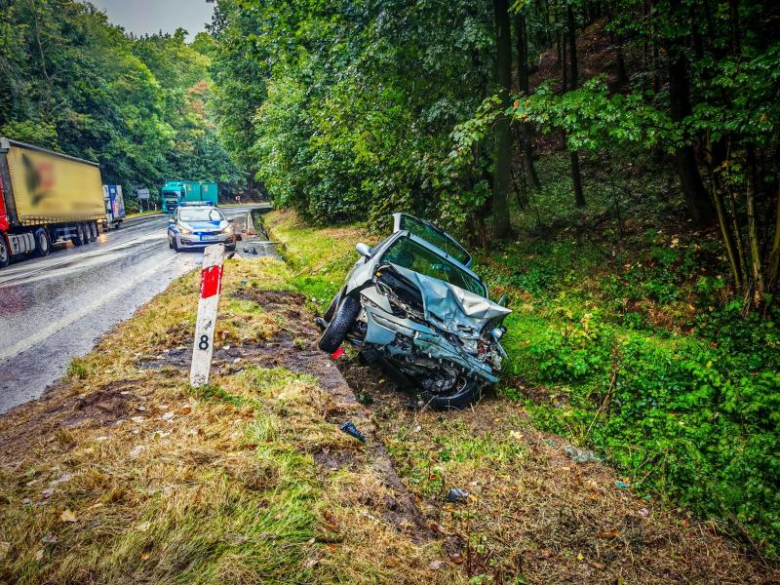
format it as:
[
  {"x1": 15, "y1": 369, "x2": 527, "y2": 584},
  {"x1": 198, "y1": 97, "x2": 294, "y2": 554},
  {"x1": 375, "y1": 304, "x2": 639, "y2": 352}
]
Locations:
[
  {"x1": 0, "y1": 137, "x2": 105, "y2": 269},
  {"x1": 167, "y1": 203, "x2": 235, "y2": 252},
  {"x1": 161, "y1": 180, "x2": 219, "y2": 213},
  {"x1": 103, "y1": 184, "x2": 126, "y2": 229}
]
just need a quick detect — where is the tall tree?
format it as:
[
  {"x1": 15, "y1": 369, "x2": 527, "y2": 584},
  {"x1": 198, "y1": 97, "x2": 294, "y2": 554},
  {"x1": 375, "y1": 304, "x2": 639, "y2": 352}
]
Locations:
[
  {"x1": 492, "y1": 0, "x2": 513, "y2": 239},
  {"x1": 566, "y1": 1, "x2": 586, "y2": 208},
  {"x1": 514, "y1": 8, "x2": 541, "y2": 191}
]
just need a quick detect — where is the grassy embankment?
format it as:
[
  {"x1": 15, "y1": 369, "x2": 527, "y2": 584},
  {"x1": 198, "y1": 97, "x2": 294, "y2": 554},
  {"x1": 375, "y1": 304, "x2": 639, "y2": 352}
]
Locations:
[
  {"x1": 265, "y1": 204, "x2": 779, "y2": 580},
  {"x1": 0, "y1": 255, "x2": 458, "y2": 584}
]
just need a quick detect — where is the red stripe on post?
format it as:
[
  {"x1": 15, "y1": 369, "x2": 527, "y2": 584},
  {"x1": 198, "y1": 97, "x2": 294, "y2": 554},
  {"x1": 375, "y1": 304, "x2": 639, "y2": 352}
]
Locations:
[{"x1": 201, "y1": 265, "x2": 223, "y2": 299}]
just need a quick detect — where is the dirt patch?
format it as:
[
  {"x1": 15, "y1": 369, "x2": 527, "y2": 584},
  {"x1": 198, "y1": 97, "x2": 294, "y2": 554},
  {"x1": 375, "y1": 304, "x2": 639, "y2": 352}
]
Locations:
[{"x1": 0, "y1": 379, "x2": 140, "y2": 465}]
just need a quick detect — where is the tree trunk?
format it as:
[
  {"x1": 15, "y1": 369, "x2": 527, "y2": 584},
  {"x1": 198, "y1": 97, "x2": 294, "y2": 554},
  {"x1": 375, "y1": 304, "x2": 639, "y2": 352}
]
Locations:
[
  {"x1": 514, "y1": 10, "x2": 541, "y2": 191},
  {"x1": 667, "y1": 40, "x2": 716, "y2": 224},
  {"x1": 746, "y1": 147, "x2": 764, "y2": 303},
  {"x1": 567, "y1": 5, "x2": 578, "y2": 88},
  {"x1": 768, "y1": 182, "x2": 780, "y2": 288},
  {"x1": 566, "y1": 3, "x2": 586, "y2": 208},
  {"x1": 492, "y1": 0, "x2": 513, "y2": 239}
]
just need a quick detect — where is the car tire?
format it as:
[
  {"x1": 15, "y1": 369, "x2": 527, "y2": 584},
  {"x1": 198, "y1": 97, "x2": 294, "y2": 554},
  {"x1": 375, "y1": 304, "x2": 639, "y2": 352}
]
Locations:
[
  {"x1": 318, "y1": 295, "x2": 360, "y2": 353},
  {"x1": 323, "y1": 290, "x2": 342, "y2": 322},
  {"x1": 172, "y1": 237, "x2": 180, "y2": 252},
  {"x1": 0, "y1": 235, "x2": 10, "y2": 268},
  {"x1": 33, "y1": 227, "x2": 51, "y2": 257},
  {"x1": 168, "y1": 235, "x2": 174, "y2": 249},
  {"x1": 426, "y1": 378, "x2": 482, "y2": 411}
]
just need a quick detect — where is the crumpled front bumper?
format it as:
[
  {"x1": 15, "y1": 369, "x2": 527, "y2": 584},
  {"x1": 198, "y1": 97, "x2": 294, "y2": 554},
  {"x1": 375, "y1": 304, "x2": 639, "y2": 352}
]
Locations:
[{"x1": 361, "y1": 303, "x2": 499, "y2": 384}]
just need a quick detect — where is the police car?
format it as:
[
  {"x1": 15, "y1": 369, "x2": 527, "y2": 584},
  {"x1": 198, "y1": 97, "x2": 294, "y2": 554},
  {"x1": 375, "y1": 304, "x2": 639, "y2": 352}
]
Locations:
[{"x1": 167, "y1": 203, "x2": 236, "y2": 252}]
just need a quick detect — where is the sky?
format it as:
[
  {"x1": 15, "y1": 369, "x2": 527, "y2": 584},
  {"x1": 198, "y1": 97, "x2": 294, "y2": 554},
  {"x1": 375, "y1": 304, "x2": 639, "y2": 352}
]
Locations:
[{"x1": 88, "y1": 0, "x2": 215, "y2": 39}]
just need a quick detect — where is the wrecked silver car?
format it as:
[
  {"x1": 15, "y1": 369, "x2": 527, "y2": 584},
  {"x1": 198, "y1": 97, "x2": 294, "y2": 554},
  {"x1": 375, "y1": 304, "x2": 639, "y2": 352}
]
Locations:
[{"x1": 317, "y1": 213, "x2": 511, "y2": 409}]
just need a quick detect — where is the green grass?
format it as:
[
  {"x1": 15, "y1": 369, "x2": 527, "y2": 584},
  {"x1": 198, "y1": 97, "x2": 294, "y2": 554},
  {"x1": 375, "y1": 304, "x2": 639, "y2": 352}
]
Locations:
[{"x1": 264, "y1": 188, "x2": 780, "y2": 559}]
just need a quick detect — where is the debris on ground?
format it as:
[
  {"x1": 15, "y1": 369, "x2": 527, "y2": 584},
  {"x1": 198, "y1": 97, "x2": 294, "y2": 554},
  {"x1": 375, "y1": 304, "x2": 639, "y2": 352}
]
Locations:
[
  {"x1": 564, "y1": 445, "x2": 600, "y2": 463},
  {"x1": 339, "y1": 420, "x2": 366, "y2": 443},
  {"x1": 444, "y1": 488, "x2": 469, "y2": 503}
]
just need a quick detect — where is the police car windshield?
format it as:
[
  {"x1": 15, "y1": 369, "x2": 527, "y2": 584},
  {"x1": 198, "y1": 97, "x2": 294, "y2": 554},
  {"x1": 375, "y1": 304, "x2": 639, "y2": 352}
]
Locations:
[{"x1": 179, "y1": 208, "x2": 222, "y2": 222}]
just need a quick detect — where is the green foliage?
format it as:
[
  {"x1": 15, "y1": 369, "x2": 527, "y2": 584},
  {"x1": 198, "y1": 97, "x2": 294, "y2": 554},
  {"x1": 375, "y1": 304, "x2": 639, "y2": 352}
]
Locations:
[{"x1": 0, "y1": 0, "x2": 240, "y2": 206}]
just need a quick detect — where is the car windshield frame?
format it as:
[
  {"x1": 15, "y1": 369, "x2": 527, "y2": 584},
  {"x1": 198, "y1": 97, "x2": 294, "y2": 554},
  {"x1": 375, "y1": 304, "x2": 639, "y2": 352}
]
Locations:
[
  {"x1": 178, "y1": 208, "x2": 223, "y2": 223},
  {"x1": 394, "y1": 214, "x2": 472, "y2": 267},
  {"x1": 380, "y1": 234, "x2": 487, "y2": 297}
]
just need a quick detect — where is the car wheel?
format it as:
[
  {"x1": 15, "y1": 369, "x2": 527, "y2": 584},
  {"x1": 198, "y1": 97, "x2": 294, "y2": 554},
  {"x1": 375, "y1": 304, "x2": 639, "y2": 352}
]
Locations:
[
  {"x1": 33, "y1": 227, "x2": 51, "y2": 257},
  {"x1": 168, "y1": 235, "x2": 173, "y2": 249},
  {"x1": 318, "y1": 295, "x2": 360, "y2": 353},
  {"x1": 426, "y1": 377, "x2": 482, "y2": 411},
  {"x1": 323, "y1": 290, "x2": 342, "y2": 322},
  {"x1": 0, "y1": 235, "x2": 9, "y2": 268},
  {"x1": 172, "y1": 237, "x2": 180, "y2": 252}
]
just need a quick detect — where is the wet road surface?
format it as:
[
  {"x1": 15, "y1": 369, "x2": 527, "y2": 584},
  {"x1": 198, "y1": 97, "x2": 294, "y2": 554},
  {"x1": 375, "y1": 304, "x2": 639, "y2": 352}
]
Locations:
[{"x1": 0, "y1": 206, "x2": 264, "y2": 414}]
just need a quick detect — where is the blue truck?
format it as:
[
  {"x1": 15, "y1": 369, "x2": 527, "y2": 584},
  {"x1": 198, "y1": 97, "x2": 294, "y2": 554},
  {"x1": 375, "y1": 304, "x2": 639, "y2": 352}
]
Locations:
[
  {"x1": 103, "y1": 184, "x2": 126, "y2": 229},
  {"x1": 161, "y1": 181, "x2": 219, "y2": 213}
]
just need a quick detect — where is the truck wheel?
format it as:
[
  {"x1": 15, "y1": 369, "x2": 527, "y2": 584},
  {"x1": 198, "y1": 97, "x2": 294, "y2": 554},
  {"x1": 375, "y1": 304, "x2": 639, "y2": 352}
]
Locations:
[
  {"x1": 90, "y1": 221, "x2": 99, "y2": 240},
  {"x1": 85, "y1": 222, "x2": 94, "y2": 243},
  {"x1": 72, "y1": 224, "x2": 85, "y2": 247},
  {"x1": 318, "y1": 296, "x2": 360, "y2": 353},
  {"x1": 33, "y1": 228, "x2": 51, "y2": 257},
  {"x1": 0, "y1": 235, "x2": 9, "y2": 268}
]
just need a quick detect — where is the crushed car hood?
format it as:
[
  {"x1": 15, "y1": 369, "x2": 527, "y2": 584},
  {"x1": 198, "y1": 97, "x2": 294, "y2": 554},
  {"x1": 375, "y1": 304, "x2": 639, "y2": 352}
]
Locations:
[{"x1": 392, "y1": 265, "x2": 511, "y2": 338}]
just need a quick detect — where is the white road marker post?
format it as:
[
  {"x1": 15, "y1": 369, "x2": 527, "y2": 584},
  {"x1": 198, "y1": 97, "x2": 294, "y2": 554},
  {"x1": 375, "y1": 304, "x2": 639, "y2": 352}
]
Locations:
[{"x1": 190, "y1": 244, "x2": 225, "y2": 387}]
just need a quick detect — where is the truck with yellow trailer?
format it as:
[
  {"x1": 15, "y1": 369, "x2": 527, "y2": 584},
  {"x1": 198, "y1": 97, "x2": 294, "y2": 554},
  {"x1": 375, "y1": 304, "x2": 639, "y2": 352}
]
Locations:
[{"x1": 0, "y1": 138, "x2": 106, "y2": 268}]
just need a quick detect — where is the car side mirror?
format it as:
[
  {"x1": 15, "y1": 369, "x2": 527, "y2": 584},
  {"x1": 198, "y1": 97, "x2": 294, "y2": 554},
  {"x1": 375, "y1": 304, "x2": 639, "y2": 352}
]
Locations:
[
  {"x1": 356, "y1": 242, "x2": 372, "y2": 258},
  {"x1": 497, "y1": 294, "x2": 508, "y2": 307}
]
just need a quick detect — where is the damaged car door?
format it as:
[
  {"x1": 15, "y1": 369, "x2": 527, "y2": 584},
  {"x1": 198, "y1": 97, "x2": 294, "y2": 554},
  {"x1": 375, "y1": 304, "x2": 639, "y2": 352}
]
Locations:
[{"x1": 317, "y1": 214, "x2": 511, "y2": 409}]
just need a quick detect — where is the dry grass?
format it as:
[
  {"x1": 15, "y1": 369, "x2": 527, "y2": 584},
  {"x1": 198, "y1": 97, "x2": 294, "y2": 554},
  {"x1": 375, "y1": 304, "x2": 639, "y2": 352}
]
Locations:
[
  {"x1": 0, "y1": 256, "x2": 460, "y2": 584},
  {"x1": 266, "y1": 208, "x2": 780, "y2": 584}
]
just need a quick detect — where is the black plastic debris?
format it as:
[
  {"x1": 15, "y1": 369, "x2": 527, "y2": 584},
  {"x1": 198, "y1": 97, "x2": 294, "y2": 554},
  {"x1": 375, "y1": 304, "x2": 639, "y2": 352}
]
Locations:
[
  {"x1": 339, "y1": 421, "x2": 366, "y2": 443},
  {"x1": 445, "y1": 487, "x2": 469, "y2": 503}
]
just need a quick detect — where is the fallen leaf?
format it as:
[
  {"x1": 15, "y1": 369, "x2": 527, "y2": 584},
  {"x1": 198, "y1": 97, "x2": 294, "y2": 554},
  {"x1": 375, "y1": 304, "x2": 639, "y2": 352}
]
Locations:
[
  {"x1": 137, "y1": 522, "x2": 151, "y2": 532},
  {"x1": 588, "y1": 559, "x2": 606, "y2": 570},
  {"x1": 60, "y1": 509, "x2": 77, "y2": 523},
  {"x1": 178, "y1": 406, "x2": 192, "y2": 416},
  {"x1": 140, "y1": 553, "x2": 150, "y2": 561},
  {"x1": 449, "y1": 551, "x2": 465, "y2": 564},
  {"x1": 596, "y1": 529, "x2": 621, "y2": 539},
  {"x1": 35, "y1": 549, "x2": 44, "y2": 562},
  {"x1": 429, "y1": 559, "x2": 446, "y2": 570}
]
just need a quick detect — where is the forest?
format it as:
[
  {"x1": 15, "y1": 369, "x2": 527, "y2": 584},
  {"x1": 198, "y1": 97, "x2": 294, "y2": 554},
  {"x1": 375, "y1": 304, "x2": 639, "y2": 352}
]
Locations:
[
  {"x1": 0, "y1": 0, "x2": 239, "y2": 209},
  {"x1": 0, "y1": 0, "x2": 779, "y2": 565}
]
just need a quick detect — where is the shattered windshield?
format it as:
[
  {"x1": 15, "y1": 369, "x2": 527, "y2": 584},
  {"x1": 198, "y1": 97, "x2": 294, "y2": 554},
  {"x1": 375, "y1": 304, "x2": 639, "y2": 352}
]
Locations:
[
  {"x1": 398, "y1": 215, "x2": 471, "y2": 266},
  {"x1": 382, "y1": 236, "x2": 486, "y2": 297}
]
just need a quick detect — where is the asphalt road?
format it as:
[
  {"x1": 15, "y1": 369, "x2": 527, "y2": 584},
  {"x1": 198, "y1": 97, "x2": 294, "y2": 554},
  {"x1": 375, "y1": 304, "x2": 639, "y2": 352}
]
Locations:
[{"x1": 0, "y1": 205, "x2": 264, "y2": 414}]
